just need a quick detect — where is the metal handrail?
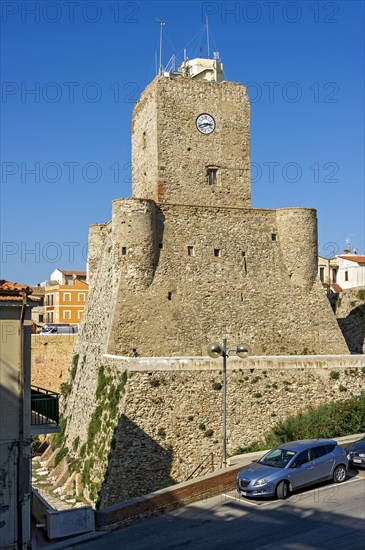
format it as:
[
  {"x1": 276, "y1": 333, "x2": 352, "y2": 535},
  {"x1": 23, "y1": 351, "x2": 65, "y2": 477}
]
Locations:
[
  {"x1": 186, "y1": 452, "x2": 214, "y2": 481},
  {"x1": 31, "y1": 386, "x2": 59, "y2": 425}
]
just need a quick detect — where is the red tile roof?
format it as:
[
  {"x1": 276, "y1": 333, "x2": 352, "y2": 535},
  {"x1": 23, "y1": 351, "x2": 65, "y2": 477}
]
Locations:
[
  {"x1": 331, "y1": 283, "x2": 343, "y2": 293},
  {"x1": 0, "y1": 280, "x2": 30, "y2": 302},
  {"x1": 338, "y1": 255, "x2": 365, "y2": 263}
]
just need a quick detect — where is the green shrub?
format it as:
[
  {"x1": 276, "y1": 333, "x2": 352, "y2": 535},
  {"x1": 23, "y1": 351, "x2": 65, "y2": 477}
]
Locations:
[
  {"x1": 212, "y1": 382, "x2": 222, "y2": 390},
  {"x1": 72, "y1": 436, "x2": 80, "y2": 452},
  {"x1": 149, "y1": 378, "x2": 160, "y2": 388},
  {"x1": 157, "y1": 427, "x2": 166, "y2": 438},
  {"x1": 204, "y1": 429, "x2": 214, "y2": 437},
  {"x1": 60, "y1": 382, "x2": 72, "y2": 397},
  {"x1": 329, "y1": 371, "x2": 340, "y2": 380},
  {"x1": 70, "y1": 354, "x2": 79, "y2": 380},
  {"x1": 357, "y1": 289, "x2": 365, "y2": 300},
  {"x1": 251, "y1": 376, "x2": 261, "y2": 384},
  {"x1": 55, "y1": 447, "x2": 69, "y2": 467},
  {"x1": 253, "y1": 392, "x2": 262, "y2": 398},
  {"x1": 350, "y1": 301, "x2": 357, "y2": 308},
  {"x1": 339, "y1": 385, "x2": 347, "y2": 392},
  {"x1": 199, "y1": 423, "x2": 206, "y2": 431},
  {"x1": 187, "y1": 415, "x2": 194, "y2": 421},
  {"x1": 265, "y1": 393, "x2": 365, "y2": 446}
]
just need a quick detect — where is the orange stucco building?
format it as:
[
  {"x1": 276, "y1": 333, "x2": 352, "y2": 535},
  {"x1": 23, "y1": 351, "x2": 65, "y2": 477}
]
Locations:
[{"x1": 44, "y1": 277, "x2": 88, "y2": 326}]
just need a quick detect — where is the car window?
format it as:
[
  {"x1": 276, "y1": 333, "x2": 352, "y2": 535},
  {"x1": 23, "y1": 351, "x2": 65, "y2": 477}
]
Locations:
[
  {"x1": 292, "y1": 449, "x2": 310, "y2": 467},
  {"x1": 310, "y1": 445, "x2": 328, "y2": 460},
  {"x1": 258, "y1": 447, "x2": 296, "y2": 468},
  {"x1": 325, "y1": 444, "x2": 336, "y2": 453}
]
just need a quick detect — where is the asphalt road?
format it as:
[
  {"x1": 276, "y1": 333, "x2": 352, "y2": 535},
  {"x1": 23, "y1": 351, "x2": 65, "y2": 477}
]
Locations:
[{"x1": 58, "y1": 473, "x2": 365, "y2": 550}]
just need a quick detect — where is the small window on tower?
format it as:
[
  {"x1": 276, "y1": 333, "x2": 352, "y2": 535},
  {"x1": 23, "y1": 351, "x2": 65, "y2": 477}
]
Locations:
[
  {"x1": 187, "y1": 246, "x2": 195, "y2": 257},
  {"x1": 207, "y1": 168, "x2": 218, "y2": 185},
  {"x1": 159, "y1": 243, "x2": 163, "y2": 250},
  {"x1": 214, "y1": 248, "x2": 221, "y2": 257},
  {"x1": 271, "y1": 233, "x2": 277, "y2": 242},
  {"x1": 121, "y1": 247, "x2": 127, "y2": 256}
]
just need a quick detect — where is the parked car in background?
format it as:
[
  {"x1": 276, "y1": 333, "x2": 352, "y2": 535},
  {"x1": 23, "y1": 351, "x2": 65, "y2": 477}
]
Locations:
[
  {"x1": 38, "y1": 323, "x2": 78, "y2": 335},
  {"x1": 237, "y1": 439, "x2": 348, "y2": 500},
  {"x1": 343, "y1": 437, "x2": 365, "y2": 468}
]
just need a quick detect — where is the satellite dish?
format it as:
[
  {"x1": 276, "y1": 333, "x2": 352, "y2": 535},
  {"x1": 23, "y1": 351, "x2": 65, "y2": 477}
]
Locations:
[{"x1": 207, "y1": 342, "x2": 223, "y2": 358}]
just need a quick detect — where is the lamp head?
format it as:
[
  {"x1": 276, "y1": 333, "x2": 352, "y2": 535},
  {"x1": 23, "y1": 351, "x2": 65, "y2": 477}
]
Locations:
[
  {"x1": 207, "y1": 343, "x2": 223, "y2": 358},
  {"x1": 236, "y1": 344, "x2": 250, "y2": 359}
]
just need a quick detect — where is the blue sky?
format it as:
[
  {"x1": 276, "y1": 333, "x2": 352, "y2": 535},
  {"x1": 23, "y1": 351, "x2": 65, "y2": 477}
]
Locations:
[{"x1": 1, "y1": 0, "x2": 364, "y2": 284}]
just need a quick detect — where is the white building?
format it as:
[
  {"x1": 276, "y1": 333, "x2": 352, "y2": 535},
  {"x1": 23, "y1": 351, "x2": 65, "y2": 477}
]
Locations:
[{"x1": 336, "y1": 255, "x2": 365, "y2": 290}]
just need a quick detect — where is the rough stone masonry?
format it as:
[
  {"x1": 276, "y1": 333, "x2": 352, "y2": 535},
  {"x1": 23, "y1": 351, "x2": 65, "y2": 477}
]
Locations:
[{"x1": 59, "y1": 69, "x2": 354, "y2": 506}]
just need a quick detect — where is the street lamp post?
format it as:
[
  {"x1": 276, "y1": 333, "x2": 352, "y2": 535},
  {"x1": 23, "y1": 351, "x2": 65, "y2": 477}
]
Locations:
[{"x1": 208, "y1": 338, "x2": 250, "y2": 468}]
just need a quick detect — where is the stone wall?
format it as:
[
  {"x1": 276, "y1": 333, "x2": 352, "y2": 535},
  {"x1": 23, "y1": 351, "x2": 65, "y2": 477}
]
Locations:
[
  {"x1": 329, "y1": 287, "x2": 365, "y2": 353},
  {"x1": 60, "y1": 354, "x2": 364, "y2": 508},
  {"x1": 99, "y1": 202, "x2": 348, "y2": 357},
  {"x1": 31, "y1": 334, "x2": 76, "y2": 393}
]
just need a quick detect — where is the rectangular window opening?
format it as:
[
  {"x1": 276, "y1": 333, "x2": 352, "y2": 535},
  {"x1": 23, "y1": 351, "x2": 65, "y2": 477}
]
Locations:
[
  {"x1": 242, "y1": 251, "x2": 247, "y2": 274},
  {"x1": 207, "y1": 168, "x2": 218, "y2": 185},
  {"x1": 187, "y1": 246, "x2": 194, "y2": 257},
  {"x1": 345, "y1": 270, "x2": 349, "y2": 282},
  {"x1": 214, "y1": 248, "x2": 221, "y2": 257},
  {"x1": 121, "y1": 246, "x2": 127, "y2": 256},
  {"x1": 167, "y1": 292, "x2": 172, "y2": 301},
  {"x1": 159, "y1": 243, "x2": 163, "y2": 250},
  {"x1": 271, "y1": 233, "x2": 277, "y2": 242},
  {"x1": 319, "y1": 267, "x2": 325, "y2": 282}
]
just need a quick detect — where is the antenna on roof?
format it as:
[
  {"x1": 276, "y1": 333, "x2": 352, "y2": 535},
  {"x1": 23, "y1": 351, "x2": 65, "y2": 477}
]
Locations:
[
  {"x1": 155, "y1": 18, "x2": 165, "y2": 76},
  {"x1": 206, "y1": 15, "x2": 210, "y2": 59}
]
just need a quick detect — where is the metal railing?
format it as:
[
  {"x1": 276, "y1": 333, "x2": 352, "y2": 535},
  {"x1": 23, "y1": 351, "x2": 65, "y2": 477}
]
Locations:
[
  {"x1": 31, "y1": 385, "x2": 59, "y2": 425},
  {"x1": 186, "y1": 452, "x2": 214, "y2": 481}
]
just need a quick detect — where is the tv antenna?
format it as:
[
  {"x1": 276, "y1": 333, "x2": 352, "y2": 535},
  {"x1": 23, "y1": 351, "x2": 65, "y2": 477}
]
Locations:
[
  {"x1": 156, "y1": 18, "x2": 165, "y2": 76},
  {"x1": 206, "y1": 15, "x2": 210, "y2": 58}
]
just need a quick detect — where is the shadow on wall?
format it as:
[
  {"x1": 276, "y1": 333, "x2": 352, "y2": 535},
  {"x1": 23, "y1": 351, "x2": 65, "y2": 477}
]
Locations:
[
  {"x1": 97, "y1": 415, "x2": 175, "y2": 508},
  {"x1": 338, "y1": 304, "x2": 365, "y2": 354}
]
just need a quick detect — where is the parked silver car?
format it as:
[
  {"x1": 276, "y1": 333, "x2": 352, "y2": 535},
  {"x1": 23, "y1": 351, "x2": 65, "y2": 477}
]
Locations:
[
  {"x1": 343, "y1": 437, "x2": 365, "y2": 468},
  {"x1": 237, "y1": 439, "x2": 348, "y2": 500}
]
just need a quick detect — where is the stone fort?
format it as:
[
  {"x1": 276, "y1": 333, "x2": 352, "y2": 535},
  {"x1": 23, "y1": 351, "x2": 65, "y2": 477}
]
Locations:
[
  {"x1": 86, "y1": 58, "x2": 347, "y2": 356},
  {"x1": 58, "y1": 58, "x2": 355, "y2": 507}
]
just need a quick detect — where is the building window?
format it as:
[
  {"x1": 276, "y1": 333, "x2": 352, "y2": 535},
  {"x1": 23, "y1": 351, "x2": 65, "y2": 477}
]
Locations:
[
  {"x1": 47, "y1": 294, "x2": 54, "y2": 306},
  {"x1": 47, "y1": 312, "x2": 54, "y2": 323},
  {"x1": 39, "y1": 314, "x2": 44, "y2": 323},
  {"x1": 159, "y1": 243, "x2": 163, "y2": 250},
  {"x1": 242, "y1": 251, "x2": 247, "y2": 274},
  {"x1": 332, "y1": 268, "x2": 337, "y2": 283},
  {"x1": 64, "y1": 310, "x2": 71, "y2": 320},
  {"x1": 187, "y1": 246, "x2": 195, "y2": 257},
  {"x1": 345, "y1": 270, "x2": 349, "y2": 282},
  {"x1": 319, "y1": 267, "x2": 324, "y2": 282},
  {"x1": 214, "y1": 248, "x2": 221, "y2": 257},
  {"x1": 271, "y1": 233, "x2": 277, "y2": 242},
  {"x1": 78, "y1": 310, "x2": 83, "y2": 319},
  {"x1": 63, "y1": 292, "x2": 71, "y2": 302},
  {"x1": 121, "y1": 246, "x2": 127, "y2": 256},
  {"x1": 78, "y1": 293, "x2": 86, "y2": 302},
  {"x1": 167, "y1": 292, "x2": 172, "y2": 301},
  {"x1": 207, "y1": 168, "x2": 218, "y2": 185}
]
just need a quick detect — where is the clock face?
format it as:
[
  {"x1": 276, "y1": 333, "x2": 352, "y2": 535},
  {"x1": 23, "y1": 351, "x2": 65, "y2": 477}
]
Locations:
[{"x1": 196, "y1": 113, "x2": 215, "y2": 134}]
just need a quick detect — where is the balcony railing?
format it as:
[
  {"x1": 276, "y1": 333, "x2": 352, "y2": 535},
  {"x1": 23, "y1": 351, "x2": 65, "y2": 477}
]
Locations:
[{"x1": 31, "y1": 385, "x2": 59, "y2": 426}]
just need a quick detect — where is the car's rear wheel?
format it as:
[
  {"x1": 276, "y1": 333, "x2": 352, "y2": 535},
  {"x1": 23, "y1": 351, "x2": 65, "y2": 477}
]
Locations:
[
  {"x1": 276, "y1": 480, "x2": 289, "y2": 499},
  {"x1": 333, "y1": 464, "x2": 347, "y2": 483}
]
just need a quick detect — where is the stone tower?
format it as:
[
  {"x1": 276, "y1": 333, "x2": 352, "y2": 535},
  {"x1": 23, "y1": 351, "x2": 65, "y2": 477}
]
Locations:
[{"x1": 86, "y1": 58, "x2": 348, "y2": 357}]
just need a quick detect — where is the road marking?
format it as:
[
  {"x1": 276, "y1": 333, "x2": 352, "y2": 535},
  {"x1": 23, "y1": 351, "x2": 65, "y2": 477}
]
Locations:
[
  {"x1": 221, "y1": 493, "x2": 272, "y2": 507},
  {"x1": 223, "y1": 475, "x2": 364, "y2": 507}
]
